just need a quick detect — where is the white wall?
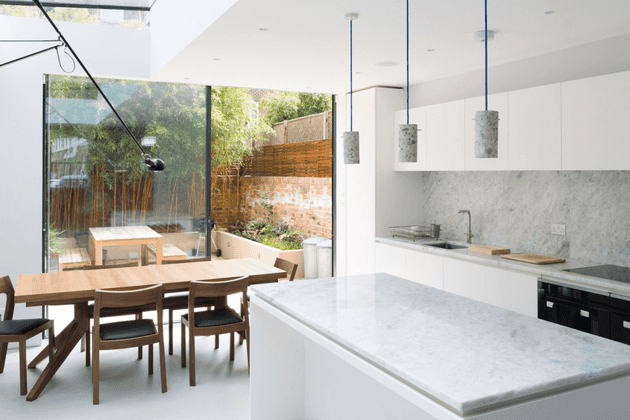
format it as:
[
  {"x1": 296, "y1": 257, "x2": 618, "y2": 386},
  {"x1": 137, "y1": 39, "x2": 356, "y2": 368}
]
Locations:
[
  {"x1": 150, "y1": 0, "x2": 238, "y2": 76},
  {"x1": 0, "y1": 15, "x2": 150, "y2": 325},
  {"x1": 408, "y1": 33, "x2": 630, "y2": 108},
  {"x1": 333, "y1": 94, "x2": 347, "y2": 276}
]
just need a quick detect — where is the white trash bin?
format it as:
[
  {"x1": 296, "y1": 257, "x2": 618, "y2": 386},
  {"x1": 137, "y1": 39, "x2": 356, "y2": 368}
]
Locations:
[
  {"x1": 301, "y1": 236, "x2": 327, "y2": 279},
  {"x1": 316, "y1": 239, "x2": 333, "y2": 279}
]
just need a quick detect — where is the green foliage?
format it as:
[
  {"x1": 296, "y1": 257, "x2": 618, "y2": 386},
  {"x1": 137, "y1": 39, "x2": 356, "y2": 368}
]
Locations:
[
  {"x1": 48, "y1": 223, "x2": 66, "y2": 254},
  {"x1": 232, "y1": 221, "x2": 303, "y2": 250},
  {"x1": 259, "y1": 92, "x2": 332, "y2": 126},
  {"x1": 0, "y1": 5, "x2": 95, "y2": 23},
  {"x1": 260, "y1": 193, "x2": 273, "y2": 222}
]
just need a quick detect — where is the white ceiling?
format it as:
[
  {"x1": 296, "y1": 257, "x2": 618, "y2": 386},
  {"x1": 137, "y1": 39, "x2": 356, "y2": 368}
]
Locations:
[{"x1": 151, "y1": 0, "x2": 630, "y2": 94}]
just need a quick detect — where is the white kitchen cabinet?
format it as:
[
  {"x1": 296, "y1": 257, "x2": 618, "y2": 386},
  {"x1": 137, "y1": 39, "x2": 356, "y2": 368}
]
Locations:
[
  {"x1": 394, "y1": 107, "x2": 428, "y2": 171},
  {"x1": 562, "y1": 71, "x2": 630, "y2": 170},
  {"x1": 426, "y1": 100, "x2": 466, "y2": 171},
  {"x1": 484, "y1": 267, "x2": 539, "y2": 317},
  {"x1": 508, "y1": 83, "x2": 562, "y2": 170},
  {"x1": 374, "y1": 243, "x2": 408, "y2": 279},
  {"x1": 443, "y1": 258, "x2": 485, "y2": 301},
  {"x1": 405, "y1": 249, "x2": 444, "y2": 290},
  {"x1": 465, "y1": 93, "x2": 509, "y2": 171}
]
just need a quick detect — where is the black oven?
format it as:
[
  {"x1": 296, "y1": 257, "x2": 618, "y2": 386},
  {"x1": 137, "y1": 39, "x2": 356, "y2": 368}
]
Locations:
[{"x1": 538, "y1": 281, "x2": 611, "y2": 339}]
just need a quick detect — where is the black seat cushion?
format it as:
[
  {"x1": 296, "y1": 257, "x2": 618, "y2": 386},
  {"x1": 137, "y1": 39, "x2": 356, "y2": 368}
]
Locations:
[
  {"x1": 0, "y1": 319, "x2": 49, "y2": 335},
  {"x1": 185, "y1": 308, "x2": 242, "y2": 328},
  {"x1": 99, "y1": 319, "x2": 156, "y2": 341}
]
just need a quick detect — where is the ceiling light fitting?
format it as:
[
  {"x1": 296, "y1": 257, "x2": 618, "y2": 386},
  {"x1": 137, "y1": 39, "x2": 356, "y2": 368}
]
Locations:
[
  {"x1": 343, "y1": 13, "x2": 360, "y2": 165},
  {"x1": 375, "y1": 61, "x2": 400, "y2": 67},
  {"x1": 398, "y1": 0, "x2": 419, "y2": 163},
  {"x1": 474, "y1": 0, "x2": 498, "y2": 159},
  {"x1": 30, "y1": 0, "x2": 165, "y2": 172}
]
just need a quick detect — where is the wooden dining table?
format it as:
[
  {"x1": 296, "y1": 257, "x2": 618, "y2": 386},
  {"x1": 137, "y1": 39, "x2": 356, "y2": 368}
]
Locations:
[{"x1": 14, "y1": 258, "x2": 286, "y2": 401}]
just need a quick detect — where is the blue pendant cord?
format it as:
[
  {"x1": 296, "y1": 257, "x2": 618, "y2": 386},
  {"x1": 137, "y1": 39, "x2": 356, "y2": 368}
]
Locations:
[
  {"x1": 350, "y1": 19, "x2": 353, "y2": 132},
  {"x1": 485, "y1": 0, "x2": 488, "y2": 111},
  {"x1": 406, "y1": 0, "x2": 409, "y2": 124}
]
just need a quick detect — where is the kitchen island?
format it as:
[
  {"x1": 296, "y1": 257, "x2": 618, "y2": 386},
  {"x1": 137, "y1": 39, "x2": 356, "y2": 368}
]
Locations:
[{"x1": 250, "y1": 273, "x2": 630, "y2": 420}]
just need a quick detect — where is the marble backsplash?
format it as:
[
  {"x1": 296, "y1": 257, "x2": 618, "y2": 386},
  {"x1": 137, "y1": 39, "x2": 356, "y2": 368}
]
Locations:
[{"x1": 420, "y1": 171, "x2": 630, "y2": 267}]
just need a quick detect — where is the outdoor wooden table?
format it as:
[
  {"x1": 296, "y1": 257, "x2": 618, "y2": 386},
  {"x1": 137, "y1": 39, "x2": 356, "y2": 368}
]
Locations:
[
  {"x1": 14, "y1": 258, "x2": 286, "y2": 401},
  {"x1": 88, "y1": 226, "x2": 164, "y2": 266}
]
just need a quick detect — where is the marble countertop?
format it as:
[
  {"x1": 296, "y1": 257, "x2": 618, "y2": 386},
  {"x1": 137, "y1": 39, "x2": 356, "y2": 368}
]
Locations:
[
  {"x1": 376, "y1": 236, "x2": 630, "y2": 298},
  {"x1": 251, "y1": 273, "x2": 630, "y2": 416}
]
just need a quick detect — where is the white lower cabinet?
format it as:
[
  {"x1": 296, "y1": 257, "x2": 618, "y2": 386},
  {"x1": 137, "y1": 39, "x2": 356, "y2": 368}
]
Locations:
[
  {"x1": 443, "y1": 258, "x2": 486, "y2": 302},
  {"x1": 484, "y1": 266, "x2": 539, "y2": 317},
  {"x1": 405, "y1": 249, "x2": 443, "y2": 290},
  {"x1": 375, "y1": 243, "x2": 408, "y2": 279}
]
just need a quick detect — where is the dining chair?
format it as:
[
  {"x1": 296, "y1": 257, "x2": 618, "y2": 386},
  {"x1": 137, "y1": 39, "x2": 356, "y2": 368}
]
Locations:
[
  {"x1": 92, "y1": 284, "x2": 167, "y2": 405},
  {"x1": 0, "y1": 276, "x2": 55, "y2": 395},
  {"x1": 160, "y1": 257, "x2": 215, "y2": 355},
  {"x1": 181, "y1": 276, "x2": 250, "y2": 386},
  {"x1": 81, "y1": 262, "x2": 146, "y2": 364},
  {"x1": 239, "y1": 258, "x2": 297, "y2": 345}
]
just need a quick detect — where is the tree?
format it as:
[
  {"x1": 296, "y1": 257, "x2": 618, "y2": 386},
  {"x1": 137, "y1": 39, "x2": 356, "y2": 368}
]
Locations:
[{"x1": 259, "y1": 91, "x2": 332, "y2": 126}]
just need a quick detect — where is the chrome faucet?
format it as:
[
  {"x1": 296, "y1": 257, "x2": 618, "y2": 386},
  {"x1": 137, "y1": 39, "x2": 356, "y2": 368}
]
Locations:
[{"x1": 458, "y1": 210, "x2": 474, "y2": 244}]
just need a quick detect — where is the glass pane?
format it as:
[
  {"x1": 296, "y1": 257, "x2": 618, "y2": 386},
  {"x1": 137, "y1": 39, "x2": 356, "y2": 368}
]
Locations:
[
  {"x1": 0, "y1": 0, "x2": 153, "y2": 9},
  {"x1": 0, "y1": 4, "x2": 150, "y2": 28}
]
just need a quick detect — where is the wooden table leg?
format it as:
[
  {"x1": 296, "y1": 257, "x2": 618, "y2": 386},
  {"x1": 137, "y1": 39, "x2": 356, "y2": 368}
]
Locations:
[
  {"x1": 28, "y1": 317, "x2": 77, "y2": 369},
  {"x1": 26, "y1": 303, "x2": 89, "y2": 402}
]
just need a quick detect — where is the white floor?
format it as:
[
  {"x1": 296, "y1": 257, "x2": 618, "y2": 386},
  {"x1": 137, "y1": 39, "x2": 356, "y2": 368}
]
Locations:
[{"x1": 0, "y1": 323, "x2": 251, "y2": 420}]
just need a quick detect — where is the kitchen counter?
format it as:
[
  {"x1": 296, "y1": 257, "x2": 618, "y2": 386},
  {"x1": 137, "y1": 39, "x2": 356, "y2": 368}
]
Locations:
[
  {"x1": 250, "y1": 273, "x2": 630, "y2": 419},
  {"x1": 376, "y1": 236, "x2": 630, "y2": 298}
]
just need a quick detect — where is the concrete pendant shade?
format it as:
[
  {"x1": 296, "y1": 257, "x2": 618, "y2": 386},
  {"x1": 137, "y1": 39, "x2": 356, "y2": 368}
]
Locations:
[
  {"x1": 398, "y1": 124, "x2": 418, "y2": 162},
  {"x1": 343, "y1": 131, "x2": 360, "y2": 164},
  {"x1": 474, "y1": 110, "x2": 498, "y2": 158}
]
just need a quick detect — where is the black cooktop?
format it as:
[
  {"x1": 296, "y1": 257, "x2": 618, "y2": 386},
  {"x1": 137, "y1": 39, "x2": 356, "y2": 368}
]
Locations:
[{"x1": 563, "y1": 265, "x2": 630, "y2": 284}]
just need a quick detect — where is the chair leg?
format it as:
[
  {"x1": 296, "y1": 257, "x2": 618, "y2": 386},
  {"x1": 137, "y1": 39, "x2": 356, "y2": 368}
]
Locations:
[
  {"x1": 148, "y1": 344, "x2": 154, "y2": 375},
  {"x1": 230, "y1": 332, "x2": 235, "y2": 361},
  {"x1": 85, "y1": 329, "x2": 90, "y2": 367},
  {"x1": 181, "y1": 322, "x2": 186, "y2": 368},
  {"x1": 215, "y1": 335, "x2": 219, "y2": 349},
  {"x1": 158, "y1": 334, "x2": 167, "y2": 393},
  {"x1": 137, "y1": 314, "x2": 143, "y2": 360},
  {"x1": 19, "y1": 339, "x2": 27, "y2": 395},
  {"x1": 48, "y1": 324, "x2": 55, "y2": 361},
  {"x1": 189, "y1": 329, "x2": 196, "y2": 387},
  {"x1": 93, "y1": 346, "x2": 99, "y2": 405},
  {"x1": 81, "y1": 334, "x2": 86, "y2": 352},
  {"x1": 168, "y1": 309, "x2": 174, "y2": 356},
  {"x1": 0, "y1": 342, "x2": 8, "y2": 373}
]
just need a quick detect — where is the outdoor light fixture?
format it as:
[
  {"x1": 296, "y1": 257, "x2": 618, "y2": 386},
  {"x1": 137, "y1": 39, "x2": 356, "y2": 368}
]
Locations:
[
  {"x1": 29, "y1": 0, "x2": 166, "y2": 172},
  {"x1": 474, "y1": 0, "x2": 499, "y2": 159},
  {"x1": 398, "y1": 0, "x2": 419, "y2": 163},
  {"x1": 343, "y1": 13, "x2": 360, "y2": 165}
]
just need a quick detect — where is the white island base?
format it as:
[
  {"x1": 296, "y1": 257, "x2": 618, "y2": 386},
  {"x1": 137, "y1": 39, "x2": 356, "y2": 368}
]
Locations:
[{"x1": 251, "y1": 295, "x2": 630, "y2": 420}]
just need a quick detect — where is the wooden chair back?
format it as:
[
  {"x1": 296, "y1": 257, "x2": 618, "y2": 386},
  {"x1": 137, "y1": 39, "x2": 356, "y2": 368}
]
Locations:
[
  {"x1": 274, "y1": 257, "x2": 298, "y2": 281},
  {"x1": 188, "y1": 276, "x2": 248, "y2": 327},
  {"x1": 163, "y1": 257, "x2": 213, "y2": 265},
  {"x1": 0, "y1": 276, "x2": 15, "y2": 321},
  {"x1": 84, "y1": 262, "x2": 139, "y2": 270},
  {"x1": 95, "y1": 284, "x2": 164, "y2": 311}
]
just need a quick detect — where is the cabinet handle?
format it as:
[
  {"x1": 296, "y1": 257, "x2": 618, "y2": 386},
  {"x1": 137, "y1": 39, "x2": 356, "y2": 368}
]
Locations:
[
  {"x1": 580, "y1": 310, "x2": 589, "y2": 318},
  {"x1": 623, "y1": 321, "x2": 630, "y2": 329},
  {"x1": 546, "y1": 301, "x2": 554, "y2": 308}
]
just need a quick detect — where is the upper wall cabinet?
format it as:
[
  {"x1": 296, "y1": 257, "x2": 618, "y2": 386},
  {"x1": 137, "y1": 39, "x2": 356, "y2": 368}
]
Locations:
[
  {"x1": 426, "y1": 100, "x2": 466, "y2": 171},
  {"x1": 508, "y1": 83, "x2": 562, "y2": 171},
  {"x1": 394, "y1": 107, "x2": 427, "y2": 171},
  {"x1": 465, "y1": 93, "x2": 509, "y2": 171},
  {"x1": 562, "y1": 71, "x2": 630, "y2": 170}
]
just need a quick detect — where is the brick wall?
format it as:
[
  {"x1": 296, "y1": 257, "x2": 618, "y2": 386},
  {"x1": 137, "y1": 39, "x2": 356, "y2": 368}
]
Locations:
[
  {"x1": 239, "y1": 176, "x2": 332, "y2": 239},
  {"x1": 254, "y1": 111, "x2": 333, "y2": 147}
]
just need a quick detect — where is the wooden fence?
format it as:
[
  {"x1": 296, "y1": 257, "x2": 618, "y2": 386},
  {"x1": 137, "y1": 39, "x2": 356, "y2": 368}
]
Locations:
[{"x1": 242, "y1": 138, "x2": 332, "y2": 178}]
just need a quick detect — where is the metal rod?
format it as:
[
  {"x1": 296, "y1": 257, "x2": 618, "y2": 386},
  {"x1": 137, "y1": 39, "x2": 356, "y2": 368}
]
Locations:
[
  {"x1": 485, "y1": 0, "x2": 488, "y2": 111},
  {"x1": 407, "y1": 0, "x2": 409, "y2": 124},
  {"x1": 32, "y1": 0, "x2": 147, "y2": 156},
  {"x1": 0, "y1": 39, "x2": 59, "y2": 42},
  {"x1": 0, "y1": 44, "x2": 61, "y2": 68}
]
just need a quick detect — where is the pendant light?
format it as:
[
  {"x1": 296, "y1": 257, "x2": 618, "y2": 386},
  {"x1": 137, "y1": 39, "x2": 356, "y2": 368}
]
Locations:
[
  {"x1": 398, "y1": 0, "x2": 418, "y2": 163},
  {"x1": 343, "y1": 13, "x2": 360, "y2": 165},
  {"x1": 474, "y1": 0, "x2": 498, "y2": 159}
]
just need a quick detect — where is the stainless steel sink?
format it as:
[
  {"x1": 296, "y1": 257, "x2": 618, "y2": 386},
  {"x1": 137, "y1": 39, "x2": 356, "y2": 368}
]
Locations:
[{"x1": 424, "y1": 242, "x2": 469, "y2": 250}]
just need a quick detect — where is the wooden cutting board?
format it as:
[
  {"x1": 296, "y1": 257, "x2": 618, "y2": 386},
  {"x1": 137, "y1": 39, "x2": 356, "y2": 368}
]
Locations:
[
  {"x1": 501, "y1": 253, "x2": 566, "y2": 265},
  {"x1": 468, "y1": 245, "x2": 511, "y2": 255}
]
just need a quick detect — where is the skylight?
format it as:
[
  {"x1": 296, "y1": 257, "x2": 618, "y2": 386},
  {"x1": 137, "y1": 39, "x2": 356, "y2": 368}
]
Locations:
[{"x1": 0, "y1": 1, "x2": 154, "y2": 11}]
